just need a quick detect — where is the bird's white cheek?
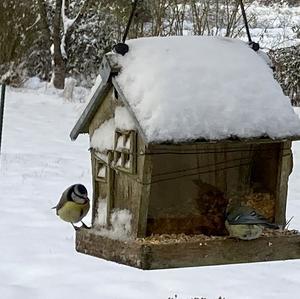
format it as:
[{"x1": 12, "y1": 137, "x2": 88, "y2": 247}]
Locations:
[{"x1": 74, "y1": 198, "x2": 86, "y2": 204}]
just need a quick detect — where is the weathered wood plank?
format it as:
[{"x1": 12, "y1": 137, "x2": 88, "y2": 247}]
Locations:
[
  {"x1": 106, "y1": 151, "x2": 114, "y2": 225},
  {"x1": 76, "y1": 229, "x2": 300, "y2": 270},
  {"x1": 145, "y1": 233, "x2": 300, "y2": 269},
  {"x1": 149, "y1": 137, "x2": 300, "y2": 148},
  {"x1": 91, "y1": 155, "x2": 97, "y2": 226},
  {"x1": 275, "y1": 141, "x2": 292, "y2": 225},
  {"x1": 76, "y1": 229, "x2": 143, "y2": 268},
  {"x1": 136, "y1": 139, "x2": 152, "y2": 238}
]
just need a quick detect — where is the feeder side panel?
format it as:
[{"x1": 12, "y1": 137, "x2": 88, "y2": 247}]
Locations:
[{"x1": 275, "y1": 141, "x2": 293, "y2": 226}]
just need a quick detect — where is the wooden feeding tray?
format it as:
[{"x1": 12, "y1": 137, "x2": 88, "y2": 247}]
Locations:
[{"x1": 76, "y1": 228, "x2": 300, "y2": 270}]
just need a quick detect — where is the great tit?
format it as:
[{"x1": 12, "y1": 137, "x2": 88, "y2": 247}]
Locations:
[
  {"x1": 225, "y1": 206, "x2": 278, "y2": 240},
  {"x1": 53, "y1": 184, "x2": 90, "y2": 230}
]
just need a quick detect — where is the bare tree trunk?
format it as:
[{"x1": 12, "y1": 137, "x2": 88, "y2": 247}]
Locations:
[
  {"x1": 37, "y1": 0, "x2": 52, "y2": 48},
  {"x1": 52, "y1": 0, "x2": 65, "y2": 89},
  {"x1": 37, "y1": 0, "x2": 91, "y2": 89}
]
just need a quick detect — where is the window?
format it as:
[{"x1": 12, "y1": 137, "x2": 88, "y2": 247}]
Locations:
[
  {"x1": 113, "y1": 130, "x2": 136, "y2": 174},
  {"x1": 94, "y1": 154, "x2": 108, "y2": 182}
]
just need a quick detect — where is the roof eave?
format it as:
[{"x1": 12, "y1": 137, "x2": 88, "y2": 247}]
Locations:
[
  {"x1": 70, "y1": 53, "x2": 121, "y2": 141},
  {"x1": 112, "y1": 77, "x2": 149, "y2": 145},
  {"x1": 147, "y1": 136, "x2": 300, "y2": 147},
  {"x1": 70, "y1": 81, "x2": 111, "y2": 141}
]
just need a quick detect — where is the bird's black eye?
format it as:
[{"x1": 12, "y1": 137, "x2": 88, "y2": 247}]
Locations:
[{"x1": 77, "y1": 184, "x2": 87, "y2": 195}]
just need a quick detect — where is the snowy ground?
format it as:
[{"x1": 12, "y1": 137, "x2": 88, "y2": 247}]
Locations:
[{"x1": 1, "y1": 84, "x2": 300, "y2": 299}]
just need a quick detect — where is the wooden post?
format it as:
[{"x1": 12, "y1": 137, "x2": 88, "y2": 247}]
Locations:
[
  {"x1": 275, "y1": 141, "x2": 292, "y2": 226},
  {"x1": 0, "y1": 83, "x2": 6, "y2": 155},
  {"x1": 106, "y1": 151, "x2": 114, "y2": 225},
  {"x1": 137, "y1": 154, "x2": 152, "y2": 237}
]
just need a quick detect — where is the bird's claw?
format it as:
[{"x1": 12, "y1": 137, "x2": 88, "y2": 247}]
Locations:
[
  {"x1": 81, "y1": 221, "x2": 91, "y2": 229},
  {"x1": 71, "y1": 223, "x2": 80, "y2": 231}
]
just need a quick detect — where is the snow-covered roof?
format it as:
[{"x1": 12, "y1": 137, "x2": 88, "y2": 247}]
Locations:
[
  {"x1": 115, "y1": 36, "x2": 300, "y2": 143},
  {"x1": 71, "y1": 36, "x2": 300, "y2": 143}
]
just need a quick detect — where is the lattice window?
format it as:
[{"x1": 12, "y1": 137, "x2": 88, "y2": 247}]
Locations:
[
  {"x1": 113, "y1": 130, "x2": 136, "y2": 174},
  {"x1": 94, "y1": 153, "x2": 108, "y2": 182}
]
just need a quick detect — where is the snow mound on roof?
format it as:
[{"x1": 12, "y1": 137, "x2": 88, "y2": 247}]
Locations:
[
  {"x1": 90, "y1": 118, "x2": 115, "y2": 151},
  {"x1": 116, "y1": 36, "x2": 300, "y2": 142}
]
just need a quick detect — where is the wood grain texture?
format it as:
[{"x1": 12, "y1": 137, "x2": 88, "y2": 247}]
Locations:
[
  {"x1": 275, "y1": 141, "x2": 293, "y2": 225},
  {"x1": 146, "y1": 142, "x2": 280, "y2": 236},
  {"x1": 76, "y1": 229, "x2": 300, "y2": 270}
]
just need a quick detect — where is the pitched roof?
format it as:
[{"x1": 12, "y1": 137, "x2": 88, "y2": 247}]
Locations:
[{"x1": 71, "y1": 36, "x2": 300, "y2": 143}]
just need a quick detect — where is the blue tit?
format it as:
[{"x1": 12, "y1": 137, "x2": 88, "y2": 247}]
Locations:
[
  {"x1": 53, "y1": 184, "x2": 90, "y2": 230},
  {"x1": 225, "y1": 206, "x2": 278, "y2": 240}
]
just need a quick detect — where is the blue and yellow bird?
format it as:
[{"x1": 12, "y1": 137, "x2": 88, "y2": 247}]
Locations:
[
  {"x1": 53, "y1": 184, "x2": 90, "y2": 230},
  {"x1": 225, "y1": 206, "x2": 279, "y2": 240}
]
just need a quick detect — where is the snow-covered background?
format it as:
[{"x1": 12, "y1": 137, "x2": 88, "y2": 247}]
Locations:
[
  {"x1": 247, "y1": 1, "x2": 300, "y2": 49},
  {"x1": 1, "y1": 79, "x2": 300, "y2": 299},
  {"x1": 1, "y1": 1, "x2": 300, "y2": 298}
]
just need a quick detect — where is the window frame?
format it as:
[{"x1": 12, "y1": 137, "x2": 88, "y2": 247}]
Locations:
[
  {"x1": 94, "y1": 153, "x2": 108, "y2": 182},
  {"x1": 113, "y1": 129, "x2": 137, "y2": 174}
]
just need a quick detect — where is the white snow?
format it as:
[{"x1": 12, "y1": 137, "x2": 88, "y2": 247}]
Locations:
[
  {"x1": 96, "y1": 209, "x2": 132, "y2": 241},
  {"x1": 115, "y1": 106, "x2": 136, "y2": 130},
  {"x1": 1, "y1": 84, "x2": 300, "y2": 299},
  {"x1": 116, "y1": 135, "x2": 124, "y2": 149},
  {"x1": 116, "y1": 36, "x2": 300, "y2": 143},
  {"x1": 124, "y1": 159, "x2": 131, "y2": 169},
  {"x1": 23, "y1": 77, "x2": 44, "y2": 89},
  {"x1": 125, "y1": 137, "x2": 131, "y2": 149},
  {"x1": 63, "y1": 77, "x2": 77, "y2": 101},
  {"x1": 89, "y1": 74, "x2": 102, "y2": 98},
  {"x1": 61, "y1": 0, "x2": 76, "y2": 59},
  {"x1": 248, "y1": 2, "x2": 300, "y2": 49},
  {"x1": 90, "y1": 106, "x2": 135, "y2": 152},
  {"x1": 96, "y1": 197, "x2": 107, "y2": 226},
  {"x1": 116, "y1": 156, "x2": 122, "y2": 167},
  {"x1": 90, "y1": 118, "x2": 115, "y2": 152}
]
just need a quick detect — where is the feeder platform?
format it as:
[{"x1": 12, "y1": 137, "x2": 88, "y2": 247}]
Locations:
[{"x1": 76, "y1": 228, "x2": 300, "y2": 270}]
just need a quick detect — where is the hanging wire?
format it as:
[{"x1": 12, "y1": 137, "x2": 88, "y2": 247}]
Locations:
[
  {"x1": 239, "y1": 0, "x2": 252, "y2": 43},
  {"x1": 91, "y1": 143, "x2": 290, "y2": 157},
  {"x1": 238, "y1": 0, "x2": 260, "y2": 51},
  {"x1": 151, "y1": 155, "x2": 253, "y2": 178},
  {"x1": 140, "y1": 146, "x2": 284, "y2": 156},
  {"x1": 122, "y1": 151, "x2": 290, "y2": 185},
  {"x1": 122, "y1": 0, "x2": 140, "y2": 43},
  {"x1": 114, "y1": 0, "x2": 140, "y2": 55}
]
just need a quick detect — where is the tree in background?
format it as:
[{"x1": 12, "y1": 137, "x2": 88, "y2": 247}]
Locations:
[
  {"x1": 0, "y1": 0, "x2": 42, "y2": 85},
  {"x1": 0, "y1": 0, "x2": 256, "y2": 87},
  {"x1": 36, "y1": 0, "x2": 93, "y2": 89},
  {"x1": 270, "y1": 45, "x2": 300, "y2": 106},
  {"x1": 1, "y1": 0, "x2": 299, "y2": 105}
]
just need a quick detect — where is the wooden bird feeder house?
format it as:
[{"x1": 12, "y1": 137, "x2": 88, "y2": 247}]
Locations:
[{"x1": 70, "y1": 36, "x2": 300, "y2": 270}]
